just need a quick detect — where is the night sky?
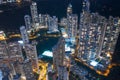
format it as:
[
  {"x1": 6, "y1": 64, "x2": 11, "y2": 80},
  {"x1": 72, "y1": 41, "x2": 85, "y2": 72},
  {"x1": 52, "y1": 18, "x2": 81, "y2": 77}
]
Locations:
[{"x1": 0, "y1": 0, "x2": 120, "y2": 30}]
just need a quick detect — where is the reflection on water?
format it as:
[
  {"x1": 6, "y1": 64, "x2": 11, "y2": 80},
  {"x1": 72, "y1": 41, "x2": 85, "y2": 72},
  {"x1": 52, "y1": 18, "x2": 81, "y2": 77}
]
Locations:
[{"x1": 36, "y1": 29, "x2": 60, "y2": 57}]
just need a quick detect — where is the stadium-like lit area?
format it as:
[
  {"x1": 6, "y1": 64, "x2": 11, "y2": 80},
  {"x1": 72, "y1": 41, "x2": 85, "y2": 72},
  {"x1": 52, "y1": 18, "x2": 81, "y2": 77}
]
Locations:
[
  {"x1": 65, "y1": 43, "x2": 71, "y2": 52},
  {"x1": 18, "y1": 40, "x2": 24, "y2": 44},
  {"x1": 90, "y1": 60, "x2": 99, "y2": 67},
  {"x1": 61, "y1": 28, "x2": 68, "y2": 38},
  {"x1": 42, "y1": 50, "x2": 53, "y2": 57}
]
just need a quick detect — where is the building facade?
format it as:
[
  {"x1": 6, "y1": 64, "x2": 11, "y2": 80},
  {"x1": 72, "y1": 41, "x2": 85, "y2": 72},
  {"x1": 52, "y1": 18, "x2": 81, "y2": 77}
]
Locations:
[
  {"x1": 30, "y1": 2, "x2": 39, "y2": 25},
  {"x1": 57, "y1": 66, "x2": 68, "y2": 80},
  {"x1": 20, "y1": 26, "x2": 29, "y2": 44},
  {"x1": 67, "y1": 14, "x2": 78, "y2": 38},
  {"x1": 8, "y1": 42, "x2": 23, "y2": 62},
  {"x1": 23, "y1": 59, "x2": 36, "y2": 80},
  {"x1": 0, "y1": 41, "x2": 8, "y2": 60},
  {"x1": 24, "y1": 41, "x2": 39, "y2": 71},
  {"x1": 66, "y1": 4, "x2": 78, "y2": 39},
  {"x1": 67, "y1": 3, "x2": 72, "y2": 17},
  {"x1": 52, "y1": 37, "x2": 65, "y2": 71},
  {"x1": 78, "y1": 0, "x2": 120, "y2": 69},
  {"x1": 48, "y1": 16, "x2": 59, "y2": 33},
  {"x1": 24, "y1": 15, "x2": 31, "y2": 31}
]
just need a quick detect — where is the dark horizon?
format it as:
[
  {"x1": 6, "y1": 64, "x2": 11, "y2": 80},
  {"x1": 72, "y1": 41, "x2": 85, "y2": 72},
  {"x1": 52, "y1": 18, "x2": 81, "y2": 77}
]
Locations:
[{"x1": 0, "y1": 0, "x2": 120, "y2": 30}]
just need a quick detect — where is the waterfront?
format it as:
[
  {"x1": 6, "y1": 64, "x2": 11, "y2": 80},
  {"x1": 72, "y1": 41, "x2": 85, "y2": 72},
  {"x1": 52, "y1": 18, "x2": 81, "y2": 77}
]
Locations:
[
  {"x1": 7, "y1": 28, "x2": 60, "y2": 58},
  {"x1": 35, "y1": 29, "x2": 60, "y2": 59}
]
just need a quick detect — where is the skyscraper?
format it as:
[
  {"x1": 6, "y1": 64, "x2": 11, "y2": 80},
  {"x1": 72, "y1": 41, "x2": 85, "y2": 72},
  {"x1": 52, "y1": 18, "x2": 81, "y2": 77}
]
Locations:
[
  {"x1": 8, "y1": 42, "x2": 23, "y2": 62},
  {"x1": 57, "y1": 65, "x2": 68, "y2": 80},
  {"x1": 48, "y1": 16, "x2": 53, "y2": 32},
  {"x1": 24, "y1": 41, "x2": 39, "y2": 71},
  {"x1": 0, "y1": 41, "x2": 8, "y2": 60},
  {"x1": 0, "y1": 31, "x2": 8, "y2": 60},
  {"x1": 82, "y1": 0, "x2": 90, "y2": 12},
  {"x1": 30, "y1": 2, "x2": 39, "y2": 25},
  {"x1": 60, "y1": 18, "x2": 68, "y2": 27},
  {"x1": 48, "y1": 16, "x2": 59, "y2": 33},
  {"x1": 20, "y1": 26, "x2": 29, "y2": 44},
  {"x1": 52, "y1": 16, "x2": 58, "y2": 32},
  {"x1": 78, "y1": 12, "x2": 102, "y2": 60},
  {"x1": 78, "y1": 0, "x2": 120, "y2": 67},
  {"x1": 24, "y1": 15, "x2": 31, "y2": 31},
  {"x1": 39, "y1": 14, "x2": 49, "y2": 28},
  {"x1": 12, "y1": 61, "x2": 24, "y2": 76},
  {"x1": 39, "y1": 14, "x2": 43, "y2": 26},
  {"x1": 23, "y1": 59, "x2": 36, "y2": 80},
  {"x1": 67, "y1": 14, "x2": 78, "y2": 38},
  {"x1": 66, "y1": 4, "x2": 78, "y2": 40},
  {"x1": 52, "y1": 37, "x2": 65, "y2": 72},
  {"x1": 67, "y1": 3, "x2": 72, "y2": 17},
  {"x1": 99, "y1": 17, "x2": 120, "y2": 57},
  {"x1": 52, "y1": 37, "x2": 66, "y2": 80}
]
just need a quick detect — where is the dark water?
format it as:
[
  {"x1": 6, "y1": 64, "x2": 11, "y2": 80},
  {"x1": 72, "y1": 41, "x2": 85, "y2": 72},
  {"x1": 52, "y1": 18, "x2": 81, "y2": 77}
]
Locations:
[{"x1": 36, "y1": 30, "x2": 59, "y2": 55}]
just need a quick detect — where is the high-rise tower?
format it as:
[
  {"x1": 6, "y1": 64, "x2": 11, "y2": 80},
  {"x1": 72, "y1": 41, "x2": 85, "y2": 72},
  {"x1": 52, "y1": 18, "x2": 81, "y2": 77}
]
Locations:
[
  {"x1": 23, "y1": 59, "x2": 36, "y2": 80},
  {"x1": 24, "y1": 41, "x2": 39, "y2": 71},
  {"x1": 52, "y1": 37, "x2": 66, "y2": 80},
  {"x1": 67, "y1": 14, "x2": 78, "y2": 38},
  {"x1": 67, "y1": 3, "x2": 72, "y2": 17},
  {"x1": 20, "y1": 26, "x2": 29, "y2": 44},
  {"x1": 82, "y1": 0, "x2": 90, "y2": 12},
  {"x1": 48, "y1": 16, "x2": 59, "y2": 33},
  {"x1": 99, "y1": 17, "x2": 120, "y2": 57},
  {"x1": 52, "y1": 37, "x2": 65, "y2": 71},
  {"x1": 0, "y1": 31, "x2": 8, "y2": 60},
  {"x1": 78, "y1": 0, "x2": 120, "y2": 68},
  {"x1": 0, "y1": 41, "x2": 8, "y2": 60},
  {"x1": 24, "y1": 15, "x2": 31, "y2": 31},
  {"x1": 30, "y1": 2, "x2": 39, "y2": 25},
  {"x1": 8, "y1": 42, "x2": 23, "y2": 62},
  {"x1": 66, "y1": 4, "x2": 78, "y2": 39}
]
